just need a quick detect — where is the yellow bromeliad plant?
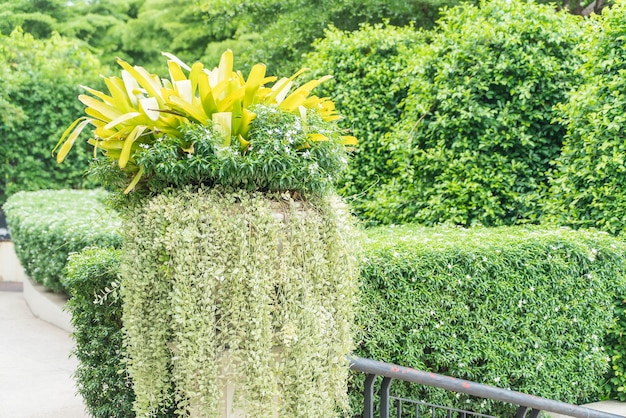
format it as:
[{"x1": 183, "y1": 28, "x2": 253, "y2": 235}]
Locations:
[{"x1": 54, "y1": 50, "x2": 356, "y2": 194}]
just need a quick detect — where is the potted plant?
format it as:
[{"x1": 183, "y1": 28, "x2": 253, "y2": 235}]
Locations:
[{"x1": 55, "y1": 50, "x2": 359, "y2": 417}]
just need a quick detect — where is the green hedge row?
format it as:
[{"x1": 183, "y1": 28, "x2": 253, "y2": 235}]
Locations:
[
  {"x1": 354, "y1": 225, "x2": 626, "y2": 415},
  {"x1": 65, "y1": 247, "x2": 135, "y2": 418},
  {"x1": 3, "y1": 189, "x2": 121, "y2": 293},
  {"x1": 61, "y1": 219, "x2": 626, "y2": 416}
]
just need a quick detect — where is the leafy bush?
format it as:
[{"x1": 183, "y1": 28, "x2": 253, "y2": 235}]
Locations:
[
  {"x1": 366, "y1": 0, "x2": 584, "y2": 226},
  {"x1": 3, "y1": 189, "x2": 122, "y2": 293},
  {"x1": 121, "y1": 187, "x2": 358, "y2": 417},
  {"x1": 0, "y1": 29, "x2": 106, "y2": 204},
  {"x1": 304, "y1": 23, "x2": 423, "y2": 216},
  {"x1": 65, "y1": 247, "x2": 136, "y2": 418},
  {"x1": 355, "y1": 225, "x2": 626, "y2": 415},
  {"x1": 547, "y1": 1, "x2": 626, "y2": 235}
]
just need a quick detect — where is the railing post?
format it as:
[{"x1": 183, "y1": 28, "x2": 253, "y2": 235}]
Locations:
[
  {"x1": 364, "y1": 373, "x2": 376, "y2": 418},
  {"x1": 380, "y1": 377, "x2": 393, "y2": 418}
]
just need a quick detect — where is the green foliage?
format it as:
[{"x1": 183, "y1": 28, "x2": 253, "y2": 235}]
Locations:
[
  {"x1": 121, "y1": 187, "x2": 358, "y2": 417},
  {"x1": 134, "y1": 106, "x2": 348, "y2": 195},
  {"x1": 64, "y1": 247, "x2": 135, "y2": 418},
  {"x1": 0, "y1": 29, "x2": 106, "y2": 204},
  {"x1": 546, "y1": 0, "x2": 626, "y2": 236},
  {"x1": 304, "y1": 23, "x2": 423, "y2": 214},
  {"x1": 356, "y1": 225, "x2": 626, "y2": 415},
  {"x1": 365, "y1": 0, "x2": 584, "y2": 227},
  {"x1": 115, "y1": 0, "x2": 212, "y2": 74},
  {"x1": 606, "y1": 296, "x2": 626, "y2": 401},
  {"x1": 56, "y1": 49, "x2": 352, "y2": 197},
  {"x1": 0, "y1": 0, "x2": 67, "y2": 38},
  {"x1": 3, "y1": 189, "x2": 122, "y2": 293},
  {"x1": 199, "y1": 0, "x2": 473, "y2": 75}
]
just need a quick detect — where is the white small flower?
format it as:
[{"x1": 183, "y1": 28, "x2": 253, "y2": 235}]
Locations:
[
  {"x1": 529, "y1": 286, "x2": 535, "y2": 292},
  {"x1": 494, "y1": 377, "x2": 500, "y2": 383}
]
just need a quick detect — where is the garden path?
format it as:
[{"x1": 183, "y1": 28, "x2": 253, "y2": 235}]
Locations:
[{"x1": 0, "y1": 285, "x2": 87, "y2": 418}]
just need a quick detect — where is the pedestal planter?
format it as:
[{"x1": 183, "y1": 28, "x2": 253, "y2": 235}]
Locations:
[{"x1": 121, "y1": 187, "x2": 358, "y2": 417}]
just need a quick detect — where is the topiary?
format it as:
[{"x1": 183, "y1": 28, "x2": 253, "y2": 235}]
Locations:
[
  {"x1": 365, "y1": 0, "x2": 584, "y2": 227},
  {"x1": 546, "y1": 0, "x2": 626, "y2": 236}
]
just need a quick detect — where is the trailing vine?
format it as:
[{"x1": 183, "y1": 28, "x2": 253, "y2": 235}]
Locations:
[{"x1": 121, "y1": 186, "x2": 359, "y2": 417}]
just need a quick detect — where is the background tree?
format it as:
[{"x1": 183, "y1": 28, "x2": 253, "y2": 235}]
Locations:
[
  {"x1": 0, "y1": 29, "x2": 106, "y2": 204},
  {"x1": 198, "y1": 0, "x2": 476, "y2": 74}
]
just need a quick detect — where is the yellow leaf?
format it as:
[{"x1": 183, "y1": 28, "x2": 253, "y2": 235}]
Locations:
[
  {"x1": 123, "y1": 166, "x2": 144, "y2": 194},
  {"x1": 174, "y1": 80, "x2": 193, "y2": 103},
  {"x1": 167, "y1": 95, "x2": 208, "y2": 124},
  {"x1": 341, "y1": 135, "x2": 358, "y2": 146},
  {"x1": 53, "y1": 117, "x2": 92, "y2": 162},
  {"x1": 218, "y1": 49, "x2": 234, "y2": 83},
  {"x1": 119, "y1": 125, "x2": 147, "y2": 168},
  {"x1": 79, "y1": 94, "x2": 123, "y2": 122},
  {"x1": 89, "y1": 139, "x2": 125, "y2": 150},
  {"x1": 263, "y1": 68, "x2": 307, "y2": 105},
  {"x1": 103, "y1": 76, "x2": 134, "y2": 112},
  {"x1": 116, "y1": 58, "x2": 164, "y2": 105},
  {"x1": 161, "y1": 52, "x2": 191, "y2": 71},
  {"x1": 197, "y1": 71, "x2": 218, "y2": 116},
  {"x1": 212, "y1": 112, "x2": 232, "y2": 147},
  {"x1": 308, "y1": 133, "x2": 329, "y2": 142},
  {"x1": 80, "y1": 85, "x2": 114, "y2": 105},
  {"x1": 239, "y1": 108, "x2": 256, "y2": 137},
  {"x1": 139, "y1": 97, "x2": 161, "y2": 122},
  {"x1": 167, "y1": 60, "x2": 187, "y2": 83},
  {"x1": 188, "y1": 62, "x2": 204, "y2": 96},
  {"x1": 216, "y1": 86, "x2": 245, "y2": 113},
  {"x1": 104, "y1": 112, "x2": 142, "y2": 131}
]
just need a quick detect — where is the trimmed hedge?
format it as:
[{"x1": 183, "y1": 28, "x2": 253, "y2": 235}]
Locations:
[
  {"x1": 366, "y1": 0, "x2": 584, "y2": 226},
  {"x1": 65, "y1": 247, "x2": 135, "y2": 418},
  {"x1": 3, "y1": 189, "x2": 122, "y2": 293},
  {"x1": 354, "y1": 225, "x2": 626, "y2": 415},
  {"x1": 304, "y1": 23, "x2": 423, "y2": 218},
  {"x1": 547, "y1": 1, "x2": 626, "y2": 236}
]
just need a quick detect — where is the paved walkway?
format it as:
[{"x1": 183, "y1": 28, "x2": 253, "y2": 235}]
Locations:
[{"x1": 0, "y1": 287, "x2": 88, "y2": 418}]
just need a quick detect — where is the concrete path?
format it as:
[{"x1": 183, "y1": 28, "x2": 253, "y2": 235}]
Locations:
[{"x1": 0, "y1": 287, "x2": 88, "y2": 418}]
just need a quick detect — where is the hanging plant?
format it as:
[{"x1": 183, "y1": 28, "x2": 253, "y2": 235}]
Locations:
[{"x1": 121, "y1": 187, "x2": 358, "y2": 417}]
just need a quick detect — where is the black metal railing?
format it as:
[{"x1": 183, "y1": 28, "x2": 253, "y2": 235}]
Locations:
[{"x1": 349, "y1": 356, "x2": 625, "y2": 418}]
